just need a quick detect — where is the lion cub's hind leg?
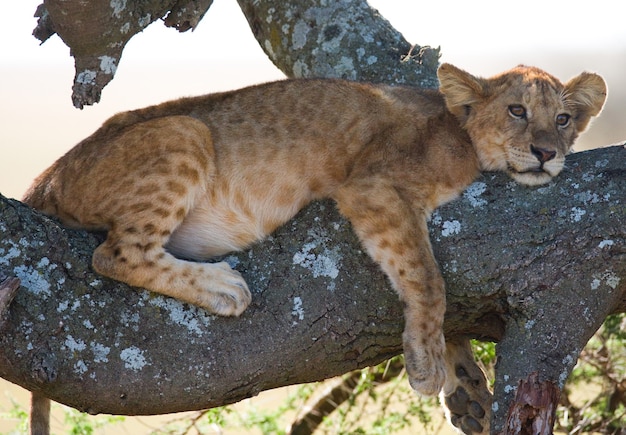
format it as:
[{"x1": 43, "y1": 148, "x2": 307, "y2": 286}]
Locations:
[
  {"x1": 440, "y1": 338, "x2": 492, "y2": 434},
  {"x1": 90, "y1": 116, "x2": 251, "y2": 316}
]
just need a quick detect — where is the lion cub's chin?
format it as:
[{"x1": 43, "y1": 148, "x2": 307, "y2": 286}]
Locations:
[{"x1": 508, "y1": 169, "x2": 557, "y2": 186}]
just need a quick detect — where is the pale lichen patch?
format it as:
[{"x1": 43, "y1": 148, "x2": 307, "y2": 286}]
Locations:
[
  {"x1": 91, "y1": 343, "x2": 111, "y2": 363},
  {"x1": 292, "y1": 59, "x2": 310, "y2": 77},
  {"x1": 591, "y1": 270, "x2": 620, "y2": 290},
  {"x1": 292, "y1": 20, "x2": 309, "y2": 50},
  {"x1": 74, "y1": 360, "x2": 88, "y2": 375},
  {"x1": 148, "y1": 296, "x2": 210, "y2": 336},
  {"x1": 137, "y1": 14, "x2": 151, "y2": 28},
  {"x1": 292, "y1": 296, "x2": 304, "y2": 323},
  {"x1": 558, "y1": 353, "x2": 577, "y2": 388},
  {"x1": 0, "y1": 241, "x2": 22, "y2": 266},
  {"x1": 595, "y1": 159, "x2": 609, "y2": 168},
  {"x1": 598, "y1": 239, "x2": 614, "y2": 249},
  {"x1": 98, "y1": 55, "x2": 117, "y2": 75},
  {"x1": 57, "y1": 300, "x2": 70, "y2": 313},
  {"x1": 463, "y1": 181, "x2": 488, "y2": 208},
  {"x1": 573, "y1": 190, "x2": 600, "y2": 205},
  {"x1": 293, "y1": 241, "x2": 340, "y2": 279},
  {"x1": 65, "y1": 335, "x2": 87, "y2": 353},
  {"x1": 569, "y1": 207, "x2": 586, "y2": 222},
  {"x1": 441, "y1": 220, "x2": 461, "y2": 237},
  {"x1": 110, "y1": 0, "x2": 127, "y2": 18},
  {"x1": 76, "y1": 70, "x2": 97, "y2": 85},
  {"x1": 120, "y1": 346, "x2": 149, "y2": 371},
  {"x1": 13, "y1": 264, "x2": 51, "y2": 297}
]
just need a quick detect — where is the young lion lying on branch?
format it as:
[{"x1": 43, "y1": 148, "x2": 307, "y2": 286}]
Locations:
[{"x1": 23, "y1": 63, "x2": 606, "y2": 434}]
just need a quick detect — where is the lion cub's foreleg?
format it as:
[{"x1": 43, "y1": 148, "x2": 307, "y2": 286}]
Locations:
[{"x1": 334, "y1": 180, "x2": 447, "y2": 396}]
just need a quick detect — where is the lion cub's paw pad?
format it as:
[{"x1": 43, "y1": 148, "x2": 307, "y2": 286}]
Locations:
[{"x1": 443, "y1": 386, "x2": 488, "y2": 434}]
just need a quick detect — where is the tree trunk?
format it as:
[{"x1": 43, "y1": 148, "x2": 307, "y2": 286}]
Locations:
[{"x1": 1, "y1": 146, "x2": 624, "y2": 431}]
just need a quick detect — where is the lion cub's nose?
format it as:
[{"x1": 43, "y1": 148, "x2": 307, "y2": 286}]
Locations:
[{"x1": 530, "y1": 145, "x2": 557, "y2": 163}]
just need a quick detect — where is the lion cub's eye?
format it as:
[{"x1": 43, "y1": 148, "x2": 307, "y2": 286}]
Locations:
[
  {"x1": 556, "y1": 113, "x2": 571, "y2": 127},
  {"x1": 508, "y1": 104, "x2": 527, "y2": 119}
]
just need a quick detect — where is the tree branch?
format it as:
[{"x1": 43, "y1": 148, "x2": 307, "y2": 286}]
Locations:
[
  {"x1": 33, "y1": 0, "x2": 214, "y2": 108},
  {"x1": 1, "y1": 146, "x2": 624, "y2": 431},
  {"x1": 235, "y1": 0, "x2": 439, "y2": 85}
]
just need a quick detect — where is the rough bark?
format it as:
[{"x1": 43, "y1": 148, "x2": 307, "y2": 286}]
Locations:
[
  {"x1": 1, "y1": 146, "x2": 624, "y2": 432},
  {"x1": 502, "y1": 372, "x2": 560, "y2": 435},
  {"x1": 235, "y1": 0, "x2": 439, "y2": 86},
  {"x1": 21, "y1": 0, "x2": 626, "y2": 431}
]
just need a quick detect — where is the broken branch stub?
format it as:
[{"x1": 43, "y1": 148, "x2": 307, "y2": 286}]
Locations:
[{"x1": 33, "y1": 0, "x2": 215, "y2": 108}]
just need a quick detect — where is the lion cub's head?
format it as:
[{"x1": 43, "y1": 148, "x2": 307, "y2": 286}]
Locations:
[{"x1": 438, "y1": 63, "x2": 607, "y2": 186}]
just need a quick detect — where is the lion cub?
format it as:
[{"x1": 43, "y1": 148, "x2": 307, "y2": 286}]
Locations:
[{"x1": 24, "y1": 64, "x2": 606, "y2": 434}]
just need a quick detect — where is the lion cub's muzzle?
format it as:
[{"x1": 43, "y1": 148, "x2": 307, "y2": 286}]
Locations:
[{"x1": 507, "y1": 144, "x2": 565, "y2": 186}]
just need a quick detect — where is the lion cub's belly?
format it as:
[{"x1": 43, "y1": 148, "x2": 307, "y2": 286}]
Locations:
[{"x1": 166, "y1": 181, "x2": 313, "y2": 260}]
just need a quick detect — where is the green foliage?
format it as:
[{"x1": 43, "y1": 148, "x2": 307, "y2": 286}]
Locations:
[
  {"x1": 555, "y1": 313, "x2": 626, "y2": 434},
  {"x1": 62, "y1": 408, "x2": 125, "y2": 435},
  {"x1": 0, "y1": 400, "x2": 125, "y2": 435},
  {"x1": 0, "y1": 396, "x2": 29, "y2": 435}
]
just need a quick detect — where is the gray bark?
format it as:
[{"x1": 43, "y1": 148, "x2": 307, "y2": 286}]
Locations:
[
  {"x1": 1, "y1": 146, "x2": 624, "y2": 432},
  {"x1": 235, "y1": 0, "x2": 439, "y2": 86}
]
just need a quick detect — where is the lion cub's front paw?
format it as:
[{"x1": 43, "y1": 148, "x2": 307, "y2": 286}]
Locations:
[
  {"x1": 197, "y1": 262, "x2": 252, "y2": 316},
  {"x1": 403, "y1": 331, "x2": 447, "y2": 396},
  {"x1": 440, "y1": 340, "x2": 492, "y2": 434}
]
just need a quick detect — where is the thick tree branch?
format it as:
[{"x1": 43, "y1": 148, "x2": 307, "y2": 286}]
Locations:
[
  {"x1": 1, "y1": 146, "x2": 624, "y2": 431},
  {"x1": 33, "y1": 0, "x2": 214, "y2": 108},
  {"x1": 20, "y1": 1, "x2": 626, "y2": 431},
  {"x1": 235, "y1": 0, "x2": 439, "y2": 86}
]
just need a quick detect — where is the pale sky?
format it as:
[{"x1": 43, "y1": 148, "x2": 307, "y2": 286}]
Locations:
[{"x1": 2, "y1": 0, "x2": 626, "y2": 200}]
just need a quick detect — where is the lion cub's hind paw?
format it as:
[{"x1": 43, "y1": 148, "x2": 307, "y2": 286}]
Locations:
[
  {"x1": 441, "y1": 339, "x2": 492, "y2": 435},
  {"x1": 442, "y1": 385, "x2": 489, "y2": 434},
  {"x1": 196, "y1": 261, "x2": 252, "y2": 316}
]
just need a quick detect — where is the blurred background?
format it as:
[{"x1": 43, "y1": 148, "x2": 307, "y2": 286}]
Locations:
[{"x1": 1, "y1": 0, "x2": 625, "y2": 433}]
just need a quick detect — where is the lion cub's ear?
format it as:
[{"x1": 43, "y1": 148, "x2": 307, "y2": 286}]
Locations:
[
  {"x1": 437, "y1": 63, "x2": 486, "y2": 125},
  {"x1": 563, "y1": 72, "x2": 607, "y2": 132}
]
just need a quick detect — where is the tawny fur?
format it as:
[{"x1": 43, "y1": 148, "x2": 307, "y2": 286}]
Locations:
[{"x1": 23, "y1": 63, "x2": 606, "y2": 435}]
